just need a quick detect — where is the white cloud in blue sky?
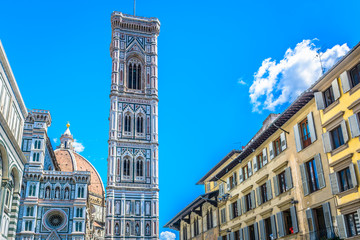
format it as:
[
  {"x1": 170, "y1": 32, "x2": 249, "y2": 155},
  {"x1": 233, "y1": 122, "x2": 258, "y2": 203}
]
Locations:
[
  {"x1": 249, "y1": 39, "x2": 349, "y2": 113},
  {"x1": 160, "y1": 231, "x2": 176, "y2": 240},
  {"x1": 73, "y1": 139, "x2": 85, "y2": 153}
]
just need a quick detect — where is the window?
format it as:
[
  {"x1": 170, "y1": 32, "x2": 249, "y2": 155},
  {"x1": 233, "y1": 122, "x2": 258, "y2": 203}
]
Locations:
[
  {"x1": 339, "y1": 167, "x2": 354, "y2": 192},
  {"x1": 300, "y1": 118, "x2": 311, "y2": 148},
  {"x1": 219, "y1": 183, "x2": 225, "y2": 196},
  {"x1": 231, "y1": 201, "x2": 238, "y2": 219},
  {"x1": 127, "y1": 62, "x2": 142, "y2": 90},
  {"x1": 123, "y1": 158, "x2": 130, "y2": 176},
  {"x1": 124, "y1": 115, "x2": 131, "y2": 133},
  {"x1": 257, "y1": 152, "x2": 264, "y2": 170},
  {"x1": 206, "y1": 209, "x2": 213, "y2": 230},
  {"x1": 350, "y1": 63, "x2": 360, "y2": 88},
  {"x1": 77, "y1": 186, "x2": 85, "y2": 198},
  {"x1": 263, "y1": 217, "x2": 274, "y2": 240},
  {"x1": 277, "y1": 207, "x2": 299, "y2": 237},
  {"x1": 345, "y1": 212, "x2": 360, "y2": 237},
  {"x1": 75, "y1": 222, "x2": 82, "y2": 232},
  {"x1": 245, "y1": 193, "x2": 252, "y2": 212},
  {"x1": 220, "y1": 208, "x2": 226, "y2": 224},
  {"x1": 283, "y1": 210, "x2": 295, "y2": 235},
  {"x1": 243, "y1": 165, "x2": 249, "y2": 180},
  {"x1": 34, "y1": 140, "x2": 41, "y2": 149},
  {"x1": 136, "y1": 159, "x2": 144, "y2": 177},
  {"x1": 29, "y1": 185, "x2": 36, "y2": 197},
  {"x1": 229, "y1": 172, "x2": 237, "y2": 190},
  {"x1": 305, "y1": 159, "x2": 320, "y2": 193},
  {"x1": 278, "y1": 171, "x2": 287, "y2": 194},
  {"x1": 273, "y1": 137, "x2": 282, "y2": 157},
  {"x1": 323, "y1": 86, "x2": 335, "y2": 107},
  {"x1": 25, "y1": 220, "x2": 32, "y2": 231},
  {"x1": 194, "y1": 217, "x2": 199, "y2": 236},
  {"x1": 136, "y1": 116, "x2": 144, "y2": 133},
  {"x1": 32, "y1": 152, "x2": 40, "y2": 162},
  {"x1": 260, "y1": 183, "x2": 268, "y2": 203},
  {"x1": 76, "y1": 208, "x2": 83, "y2": 218},
  {"x1": 26, "y1": 206, "x2": 34, "y2": 216},
  {"x1": 330, "y1": 125, "x2": 344, "y2": 149}
]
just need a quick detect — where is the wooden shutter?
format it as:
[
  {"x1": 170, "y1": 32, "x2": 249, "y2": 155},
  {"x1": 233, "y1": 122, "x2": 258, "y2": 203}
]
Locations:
[
  {"x1": 239, "y1": 228, "x2": 244, "y2": 240},
  {"x1": 256, "y1": 187, "x2": 262, "y2": 206},
  {"x1": 314, "y1": 154, "x2": 325, "y2": 189},
  {"x1": 329, "y1": 172, "x2": 340, "y2": 194},
  {"x1": 266, "y1": 179, "x2": 273, "y2": 200},
  {"x1": 332, "y1": 78, "x2": 341, "y2": 100},
  {"x1": 340, "y1": 120, "x2": 349, "y2": 143},
  {"x1": 251, "y1": 190, "x2": 256, "y2": 210},
  {"x1": 269, "y1": 142, "x2": 274, "y2": 160},
  {"x1": 340, "y1": 71, "x2": 351, "y2": 93},
  {"x1": 280, "y1": 132, "x2": 287, "y2": 151},
  {"x1": 314, "y1": 92, "x2": 325, "y2": 110},
  {"x1": 270, "y1": 215, "x2": 277, "y2": 239},
  {"x1": 253, "y1": 156, "x2": 258, "y2": 173},
  {"x1": 322, "y1": 202, "x2": 334, "y2": 238},
  {"x1": 321, "y1": 132, "x2": 333, "y2": 153},
  {"x1": 259, "y1": 219, "x2": 265, "y2": 240},
  {"x1": 349, "y1": 163, "x2": 358, "y2": 187},
  {"x1": 244, "y1": 226, "x2": 249, "y2": 240},
  {"x1": 276, "y1": 211, "x2": 285, "y2": 238},
  {"x1": 229, "y1": 204, "x2": 233, "y2": 220},
  {"x1": 248, "y1": 161, "x2": 252, "y2": 177},
  {"x1": 293, "y1": 123, "x2": 302, "y2": 152},
  {"x1": 213, "y1": 210, "x2": 218, "y2": 227},
  {"x1": 349, "y1": 114, "x2": 360, "y2": 138},
  {"x1": 273, "y1": 176, "x2": 279, "y2": 197},
  {"x1": 230, "y1": 232, "x2": 235, "y2": 240},
  {"x1": 239, "y1": 168, "x2": 244, "y2": 183},
  {"x1": 290, "y1": 206, "x2": 299, "y2": 233},
  {"x1": 233, "y1": 172, "x2": 237, "y2": 186},
  {"x1": 242, "y1": 196, "x2": 246, "y2": 214},
  {"x1": 227, "y1": 178, "x2": 230, "y2": 191},
  {"x1": 307, "y1": 112, "x2": 317, "y2": 143},
  {"x1": 262, "y1": 148, "x2": 268, "y2": 165},
  {"x1": 306, "y1": 208, "x2": 316, "y2": 239},
  {"x1": 285, "y1": 167, "x2": 293, "y2": 190},
  {"x1": 254, "y1": 222, "x2": 259, "y2": 240},
  {"x1": 300, "y1": 163, "x2": 310, "y2": 196},
  {"x1": 336, "y1": 215, "x2": 348, "y2": 239},
  {"x1": 237, "y1": 199, "x2": 242, "y2": 216}
]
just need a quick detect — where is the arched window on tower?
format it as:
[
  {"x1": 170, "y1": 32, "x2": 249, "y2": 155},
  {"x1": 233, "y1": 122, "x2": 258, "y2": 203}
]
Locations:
[
  {"x1": 124, "y1": 115, "x2": 131, "y2": 133},
  {"x1": 127, "y1": 61, "x2": 142, "y2": 90},
  {"x1": 136, "y1": 158, "x2": 144, "y2": 177},
  {"x1": 123, "y1": 157, "x2": 130, "y2": 177},
  {"x1": 136, "y1": 115, "x2": 144, "y2": 134}
]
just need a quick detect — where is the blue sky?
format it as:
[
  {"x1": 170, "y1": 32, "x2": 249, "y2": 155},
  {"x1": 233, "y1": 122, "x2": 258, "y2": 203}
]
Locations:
[{"x1": 1, "y1": 0, "x2": 360, "y2": 239}]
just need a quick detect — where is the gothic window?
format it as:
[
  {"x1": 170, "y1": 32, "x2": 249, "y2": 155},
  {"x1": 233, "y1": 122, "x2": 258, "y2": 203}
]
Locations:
[
  {"x1": 136, "y1": 158, "x2": 144, "y2": 177},
  {"x1": 32, "y1": 152, "x2": 40, "y2": 162},
  {"x1": 77, "y1": 186, "x2": 85, "y2": 198},
  {"x1": 136, "y1": 115, "x2": 144, "y2": 133},
  {"x1": 34, "y1": 140, "x2": 41, "y2": 149},
  {"x1": 25, "y1": 220, "x2": 32, "y2": 231},
  {"x1": 123, "y1": 157, "x2": 131, "y2": 176},
  {"x1": 26, "y1": 206, "x2": 34, "y2": 216},
  {"x1": 76, "y1": 208, "x2": 83, "y2": 218},
  {"x1": 75, "y1": 222, "x2": 82, "y2": 232},
  {"x1": 126, "y1": 222, "x2": 130, "y2": 235},
  {"x1": 145, "y1": 222, "x2": 151, "y2": 236},
  {"x1": 127, "y1": 60, "x2": 142, "y2": 90},
  {"x1": 29, "y1": 184, "x2": 36, "y2": 197},
  {"x1": 124, "y1": 115, "x2": 132, "y2": 133},
  {"x1": 115, "y1": 222, "x2": 120, "y2": 235}
]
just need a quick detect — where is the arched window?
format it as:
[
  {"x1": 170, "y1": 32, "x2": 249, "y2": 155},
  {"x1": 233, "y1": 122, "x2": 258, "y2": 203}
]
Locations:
[
  {"x1": 33, "y1": 153, "x2": 40, "y2": 162},
  {"x1": 123, "y1": 158, "x2": 130, "y2": 176},
  {"x1": 76, "y1": 208, "x2": 83, "y2": 218},
  {"x1": 127, "y1": 61, "x2": 142, "y2": 90},
  {"x1": 136, "y1": 158, "x2": 144, "y2": 177},
  {"x1": 78, "y1": 186, "x2": 85, "y2": 198},
  {"x1": 136, "y1": 115, "x2": 144, "y2": 133},
  {"x1": 124, "y1": 115, "x2": 131, "y2": 133},
  {"x1": 115, "y1": 222, "x2": 120, "y2": 235},
  {"x1": 26, "y1": 206, "x2": 34, "y2": 216}
]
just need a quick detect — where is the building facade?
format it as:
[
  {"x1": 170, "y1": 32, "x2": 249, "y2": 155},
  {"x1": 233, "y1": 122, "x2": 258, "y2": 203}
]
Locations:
[
  {"x1": 16, "y1": 110, "x2": 105, "y2": 240},
  {"x1": 106, "y1": 12, "x2": 160, "y2": 239},
  {"x1": 313, "y1": 42, "x2": 360, "y2": 239},
  {"x1": 0, "y1": 41, "x2": 28, "y2": 240}
]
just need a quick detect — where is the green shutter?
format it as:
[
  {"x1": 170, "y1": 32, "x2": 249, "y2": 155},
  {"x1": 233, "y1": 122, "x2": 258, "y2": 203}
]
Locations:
[
  {"x1": 293, "y1": 123, "x2": 302, "y2": 152},
  {"x1": 329, "y1": 172, "x2": 340, "y2": 194},
  {"x1": 290, "y1": 206, "x2": 299, "y2": 234},
  {"x1": 248, "y1": 161, "x2": 252, "y2": 177},
  {"x1": 322, "y1": 132, "x2": 333, "y2": 153},
  {"x1": 259, "y1": 219, "x2": 265, "y2": 240},
  {"x1": 322, "y1": 202, "x2": 334, "y2": 238},
  {"x1": 270, "y1": 215, "x2": 277, "y2": 239},
  {"x1": 306, "y1": 208, "x2": 316, "y2": 240},
  {"x1": 256, "y1": 187, "x2": 262, "y2": 206},
  {"x1": 276, "y1": 212, "x2": 285, "y2": 237},
  {"x1": 237, "y1": 199, "x2": 242, "y2": 216},
  {"x1": 340, "y1": 71, "x2": 351, "y2": 93},
  {"x1": 253, "y1": 156, "x2": 258, "y2": 172},
  {"x1": 336, "y1": 215, "x2": 348, "y2": 239},
  {"x1": 266, "y1": 179, "x2": 273, "y2": 200},
  {"x1": 273, "y1": 176, "x2": 279, "y2": 197},
  {"x1": 229, "y1": 204, "x2": 233, "y2": 220},
  {"x1": 239, "y1": 228, "x2": 244, "y2": 240},
  {"x1": 349, "y1": 114, "x2": 360, "y2": 138},
  {"x1": 244, "y1": 226, "x2": 249, "y2": 240},
  {"x1": 230, "y1": 232, "x2": 235, "y2": 240},
  {"x1": 340, "y1": 120, "x2": 349, "y2": 143},
  {"x1": 251, "y1": 190, "x2": 256, "y2": 210},
  {"x1": 285, "y1": 167, "x2": 293, "y2": 190},
  {"x1": 349, "y1": 163, "x2": 358, "y2": 187},
  {"x1": 239, "y1": 169, "x2": 244, "y2": 183},
  {"x1": 254, "y1": 222, "x2": 259, "y2": 240},
  {"x1": 314, "y1": 154, "x2": 325, "y2": 189},
  {"x1": 307, "y1": 112, "x2": 317, "y2": 143},
  {"x1": 242, "y1": 196, "x2": 246, "y2": 214},
  {"x1": 300, "y1": 163, "x2": 310, "y2": 196},
  {"x1": 280, "y1": 132, "x2": 287, "y2": 151},
  {"x1": 314, "y1": 92, "x2": 325, "y2": 110}
]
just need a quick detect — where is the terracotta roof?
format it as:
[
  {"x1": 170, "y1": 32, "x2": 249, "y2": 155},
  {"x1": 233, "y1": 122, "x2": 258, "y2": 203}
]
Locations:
[{"x1": 54, "y1": 149, "x2": 105, "y2": 197}]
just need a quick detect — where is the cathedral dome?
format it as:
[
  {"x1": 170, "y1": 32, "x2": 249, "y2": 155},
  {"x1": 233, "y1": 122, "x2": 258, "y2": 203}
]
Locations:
[{"x1": 54, "y1": 124, "x2": 105, "y2": 199}]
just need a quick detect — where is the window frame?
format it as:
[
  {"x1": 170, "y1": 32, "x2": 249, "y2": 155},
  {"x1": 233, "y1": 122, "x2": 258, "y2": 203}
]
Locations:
[
  {"x1": 323, "y1": 86, "x2": 335, "y2": 107},
  {"x1": 350, "y1": 63, "x2": 360, "y2": 89},
  {"x1": 273, "y1": 137, "x2": 282, "y2": 157},
  {"x1": 305, "y1": 158, "x2": 320, "y2": 193},
  {"x1": 299, "y1": 118, "x2": 311, "y2": 149},
  {"x1": 330, "y1": 125, "x2": 345, "y2": 149}
]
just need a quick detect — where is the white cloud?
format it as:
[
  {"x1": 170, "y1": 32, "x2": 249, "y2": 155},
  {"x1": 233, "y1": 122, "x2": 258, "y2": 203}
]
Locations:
[
  {"x1": 53, "y1": 138, "x2": 58, "y2": 143},
  {"x1": 249, "y1": 39, "x2": 349, "y2": 112},
  {"x1": 160, "y1": 231, "x2": 176, "y2": 240},
  {"x1": 238, "y1": 78, "x2": 247, "y2": 85},
  {"x1": 73, "y1": 139, "x2": 85, "y2": 153}
]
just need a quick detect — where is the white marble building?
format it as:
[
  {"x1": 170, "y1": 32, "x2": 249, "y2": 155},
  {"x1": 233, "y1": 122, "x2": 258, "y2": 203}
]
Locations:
[
  {"x1": 0, "y1": 41, "x2": 28, "y2": 240},
  {"x1": 106, "y1": 12, "x2": 160, "y2": 239}
]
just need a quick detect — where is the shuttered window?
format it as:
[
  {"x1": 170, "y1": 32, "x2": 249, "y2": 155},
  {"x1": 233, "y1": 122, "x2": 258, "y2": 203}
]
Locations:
[
  {"x1": 324, "y1": 86, "x2": 335, "y2": 107},
  {"x1": 339, "y1": 167, "x2": 354, "y2": 191},
  {"x1": 257, "y1": 152, "x2": 264, "y2": 170},
  {"x1": 243, "y1": 165, "x2": 249, "y2": 181},
  {"x1": 345, "y1": 212, "x2": 360, "y2": 237},
  {"x1": 273, "y1": 137, "x2": 282, "y2": 157},
  {"x1": 278, "y1": 171, "x2": 286, "y2": 194},
  {"x1": 350, "y1": 63, "x2": 360, "y2": 88},
  {"x1": 306, "y1": 158, "x2": 320, "y2": 192},
  {"x1": 220, "y1": 208, "x2": 226, "y2": 224},
  {"x1": 300, "y1": 118, "x2": 311, "y2": 148},
  {"x1": 331, "y1": 125, "x2": 345, "y2": 149}
]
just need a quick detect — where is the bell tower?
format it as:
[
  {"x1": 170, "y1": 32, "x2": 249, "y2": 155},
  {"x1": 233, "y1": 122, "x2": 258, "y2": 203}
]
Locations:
[{"x1": 106, "y1": 12, "x2": 160, "y2": 239}]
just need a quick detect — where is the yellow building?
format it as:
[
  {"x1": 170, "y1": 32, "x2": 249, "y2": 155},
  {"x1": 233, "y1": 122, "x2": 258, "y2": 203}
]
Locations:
[{"x1": 312, "y1": 42, "x2": 360, "y2": 239}]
